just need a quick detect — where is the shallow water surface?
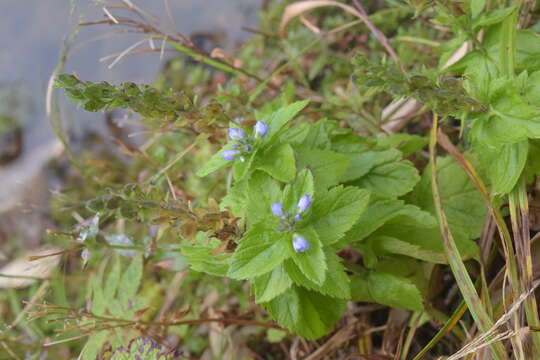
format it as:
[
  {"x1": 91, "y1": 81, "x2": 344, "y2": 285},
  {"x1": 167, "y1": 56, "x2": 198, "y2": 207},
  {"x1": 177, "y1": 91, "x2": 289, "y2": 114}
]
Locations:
[{"x1": 0, "y1": 0, "x2": 259, "y2": 242}]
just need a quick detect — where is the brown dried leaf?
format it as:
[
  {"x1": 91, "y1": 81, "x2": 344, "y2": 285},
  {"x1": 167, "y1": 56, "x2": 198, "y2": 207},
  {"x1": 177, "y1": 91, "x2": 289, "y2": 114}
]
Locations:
[
  {"x1": 280, "y1": 0, "x2": 363, "y2": 37},
  {"x1": 0, "y1": 247, "x2": 62, "y2": 289}
]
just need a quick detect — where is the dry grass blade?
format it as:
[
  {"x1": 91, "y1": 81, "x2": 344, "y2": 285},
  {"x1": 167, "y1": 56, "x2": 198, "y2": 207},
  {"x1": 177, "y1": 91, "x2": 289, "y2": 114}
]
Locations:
[
  {"x1": 429, "y1": 115, "x2": 508, "y2": 360},
  {"x1": 304, "y1": 319, "x2": 358, "y2": 360},
  {"x1": 446, "y1": 280, "x2": 540, "y2": 360},
  {"x1": 279, "y1": 0, "x2": 399, "y2": 63}
]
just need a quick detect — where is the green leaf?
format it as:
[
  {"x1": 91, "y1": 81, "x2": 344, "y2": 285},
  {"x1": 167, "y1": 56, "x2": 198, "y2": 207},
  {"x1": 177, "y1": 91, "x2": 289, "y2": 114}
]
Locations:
[
  {"x1": 197, "y1": 144, "x2": 235, "y2": 177},
  {"x1": 525, "y1": 70, "x2": 540, "y2": 105},
  {"x1": 340, "y1": 149, "x2": 402, "y2": 183},
  {"x1": 221, "y1": 178, "x2": 248, "y2": 218},
  {"x1": 296, "y1": 119, "x2": 335, "y2": 150},
  {"x1": 80, "y1": 330, "x2": 109, "y2": 360},
  {"x1": 351, "y1": 271, "x2": 424, "y2": 311},
  {"x1": 91, "y1": 277, "x2": 106, "y2": 316},
  {"x1": 260, "y1": 100, "x2": 309, "y2": 145},
  {"x1": 246, "y1": 171, "x2": 282, "y2": 225},
  {"x1": 228, "y1": 225, "x2": 290, "y2": 280},
  {"x1": 104, "y1": 256, "x2": 122, "y2": 302},
  {"x1": 282, "y1": 168, "x2": 314, "y2": 215},
  {"x1": 470, "y1": 0, "x2": 486, "y2": 18},
  {"x1": 352, "y1": 161, "x2": 420, "y2": 199},
  {"x1": 369, "y1": 235, "x2": 446, "y2": 263},
  {"x1": 257, "y1": 143, "x2": 296, "y2": 182},
  {"x1": 375, "y1": 134, "x2": 427, "y2": 157},
  {"x1": 180, "y1": 232, "x2": 230, "y2": 277},
  {"x1": 478, "y1": 140, "x2": 528, "y2": 194},
  {"x1": 309, "y1": 186, "x2": 371, "y2": 246},
  {"x1": 473, "y1": 6, "x2": 516, "y2": 29},
  {"x1": 374, "y1": 224, "x2": 479, "y2": 262},
  {"x1": 263, "y1": 285, "x2": 346, "y2": 339},
  {"x1": 253, "y1": 264, "x2": 292, "y2": 303},
  {"x1": 290, "y1": 227, "x2": 327, "y2": 285},
  {"x1": 411, "y1": 156, "x2": 487, "y2": 240},
  {"x1": 284, "y1": 251, "x2": 350, "y2": 299},
  {"x1": 295, "y1": 147, "x2": 351, "y2": 191},
  {"x1": 118, "y1": 255, "x2": 143, "y2": 306},
  {"x1": 340, "y1": 199, "x2": 410, "y2": 244}
]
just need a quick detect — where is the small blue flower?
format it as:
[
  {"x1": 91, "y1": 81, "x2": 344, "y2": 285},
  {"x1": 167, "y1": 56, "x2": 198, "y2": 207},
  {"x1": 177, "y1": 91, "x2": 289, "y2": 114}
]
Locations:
[
  {"x1": 254, "y1": 121, "x2": 269, "y2": 137},
  {"x1": 297, "y1": 194, "x2": 312, "y2": 213},
  {"x1": 294, "y1": 213, "x2": 301, "y2": 221},
  {"x1": 222, "y1": 149, "x2": 240, "y2": 160},
  {"x1": 293, "y1": 235, "x2": 309, "y2": 252},
  {"x1": 228, "y1": 127, "x2": 244, "y2": 141},
  {"x1": 271, "y1": 202, "x2": 284, "y2": 217},
  {"x1": 244, "y1": 144, "x2": 252, "y2": 152}
]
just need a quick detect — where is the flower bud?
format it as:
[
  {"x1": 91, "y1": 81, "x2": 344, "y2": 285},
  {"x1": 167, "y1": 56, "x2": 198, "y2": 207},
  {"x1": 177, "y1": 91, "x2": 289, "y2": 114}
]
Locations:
[
  {"x1": 292, "y1": 235, "x2": 309, "y2": 252},
  {"x1": 254, "y1": 121, "x2": 269, "y2": 137},
  {"x1": 222, "y1": 149, "x2": 240, "y2": 161},
  {"x1": 228, "y1": 127, "x2": 244, "y2": 141},
  {"x1": 271, "y1": 202, "x2": 284, "y2": 217},
  {"x1": 244, "y1": 145, "x2": 252, "y2": 152},
  {"x1": 294, "y1": 213, "x2": 301, "y2": 221},
  {"x1": 297, "y1": 194, "x2": 312, "y2": 213}
]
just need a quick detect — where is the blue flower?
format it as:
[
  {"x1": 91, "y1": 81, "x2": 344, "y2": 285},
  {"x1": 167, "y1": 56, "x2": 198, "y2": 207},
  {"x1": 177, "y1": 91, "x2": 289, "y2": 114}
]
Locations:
[
  {"x1": 254, "y1": 121, "x2": 269, "y2": 137},
  {"x1": 297, "y1": 194, "x2": 312, "y2": 213},
  {"x1": 228, "y1": 127, "x2": 244, "y2": 141},
  {"x1": 222, "y1": 149, "x2": 240, "y2": 160},
  {"x1": 244, "y1": 144, "x2": 252, "y2": 152},
  {"x1": 292, "y1": 235, "x2": 309, "y2": 252},
  {"x1": 271, "y1": 202, "x2": 284, "y2": 217},
  {"x1": 294, "y1": 213, "x2": 301, "y2": 221}
]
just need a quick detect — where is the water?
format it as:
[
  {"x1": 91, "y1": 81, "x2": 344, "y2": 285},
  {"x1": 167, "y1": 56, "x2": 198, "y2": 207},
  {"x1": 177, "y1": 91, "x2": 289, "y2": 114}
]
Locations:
[{"x1": 0, "y1": 0, "x2": 259, "y2": 243}]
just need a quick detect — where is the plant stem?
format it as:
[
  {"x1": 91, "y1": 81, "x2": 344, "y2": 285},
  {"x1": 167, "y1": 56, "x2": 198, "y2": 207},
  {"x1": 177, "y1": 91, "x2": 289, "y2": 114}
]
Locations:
[{"x1": 429, "y1": 114, "x2": 508, "y2": 360}]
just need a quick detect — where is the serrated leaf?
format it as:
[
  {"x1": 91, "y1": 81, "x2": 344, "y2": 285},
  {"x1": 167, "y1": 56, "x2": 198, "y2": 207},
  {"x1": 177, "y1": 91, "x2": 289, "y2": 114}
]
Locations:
[
  {"x1": 375, "y1": 134, "x2": 427, "y2": 157},
  {"x1": 353, "y1": 161, "x2": 420, "y2": 199},
  {"x1": 228, "y1": 225, "x2": 290, "y2": 280},
  {"x1": 257, "y1": 143, "x2": 296, "y2": 182},
  {"x1": 351, "y1": 271, "x2": 424, "y2": 311},
  {"x1": 295, "y1": 147, "x2": 351, "y2": 191},
  {"x1": 180, "y1": 233, "x2": 231, "y2": 277},
  {"x1": 411, "y1": 156, "x2": 487, "y2": 240},
  {"x1": 284, "y1": 251, "x2": 350, "y2": 299},
  {"x1": 297, "y1": 119, "x2": 335, "y2": 149},
  {"x1": 340, "y1": 149, "x2": 402, "y2": 183},
  {"x1": 91, "y1": 277, "x2": 106, "y2": 316},
  {"x1": 253, "y1": 264, "x2": 292, "y2": 303},
  {"x1": 80, "y1": 330, "x2": 109, "y2": 360},
  {"x1": 282, "y1": 168, "x2": 314, "y2": 214},
  {"x1": 470, "y1": 0, "x2": 486, "y2": 18},
  {"x1": 197, "y1": 143, "x2": 236, "y2": 177},
  {"x1": 473, "y1": 6, "x2": 516, "y2": 29},
  {"x1": 369, "y1": 235, "x2": 446, "y2": 263},
  {"x1": 309, "y1": 186, "x2": 370, "y2": 246},
  {"x1": 104, "y1": 256, "x2": 121, "y2": 301},
  {"x1": 260, "y1": 100, "x2": 309, "y2": 145},
  {"x1": 246, "y1": 171, "x2": 282, "y2": 225},
  {"x1": 263, "y1": 285, "x2": 346, "y2": 339},
  {"x1": 478, "y1": 140, "x2": 528, "y2": 194},
  {"x1": 221, "y1": 178, "x2": 248, "y2": 218},
  {"x1": 290, "y1": 227, "x2": 326, "y2": 285},
  {"x1": 118, "y1": 255, "x2": 143, "y2": 307}
]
